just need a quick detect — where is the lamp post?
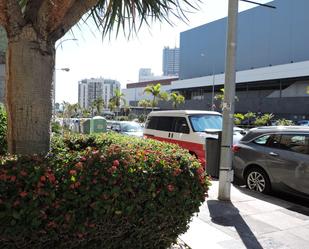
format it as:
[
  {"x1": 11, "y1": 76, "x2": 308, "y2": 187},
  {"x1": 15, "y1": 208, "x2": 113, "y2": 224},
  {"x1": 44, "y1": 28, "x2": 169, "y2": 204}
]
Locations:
[
  {"x1": 53, "y1": 38, "x2": 77, "y2": 119},
  {"x1": 218, "y1": 0, "x2": 239, "y2": 201},
  {"x1": 218, "y1": 0, "x2": 276, "y2": 201}
]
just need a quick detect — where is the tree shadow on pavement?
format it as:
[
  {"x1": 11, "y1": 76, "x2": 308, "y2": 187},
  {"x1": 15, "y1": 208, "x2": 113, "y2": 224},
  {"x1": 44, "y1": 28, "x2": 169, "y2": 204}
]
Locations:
[
  {"x1": 207, "y1": 200, "x2": 263, "y2": 249},
  {"x1": 233, "y1": 184, "x2": 309, "y2": 213}
]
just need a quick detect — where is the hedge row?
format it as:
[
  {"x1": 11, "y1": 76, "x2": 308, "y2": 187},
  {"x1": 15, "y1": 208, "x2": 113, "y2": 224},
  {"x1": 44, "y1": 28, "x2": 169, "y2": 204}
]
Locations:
[{"x1": 0, "y1": 133, "x2": 210, "y2": 249}]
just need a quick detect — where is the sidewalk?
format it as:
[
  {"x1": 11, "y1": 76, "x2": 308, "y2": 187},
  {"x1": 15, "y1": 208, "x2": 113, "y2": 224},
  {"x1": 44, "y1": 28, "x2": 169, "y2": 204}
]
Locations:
[{"x1": 179, "y1": 181, "x2": 309, "y2": 249}]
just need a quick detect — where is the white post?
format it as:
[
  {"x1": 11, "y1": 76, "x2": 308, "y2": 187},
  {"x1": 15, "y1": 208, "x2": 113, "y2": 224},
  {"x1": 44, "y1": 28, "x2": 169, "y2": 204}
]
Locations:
[{"x1": 218, "y1": 0, "x2": 239, "y2": 201}]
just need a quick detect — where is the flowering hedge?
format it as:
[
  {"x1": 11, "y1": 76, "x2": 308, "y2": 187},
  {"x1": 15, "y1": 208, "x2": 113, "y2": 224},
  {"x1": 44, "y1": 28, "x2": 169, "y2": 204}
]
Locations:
[{"x1": 0, "y1": 133, "x2": 210, "y2": 249}]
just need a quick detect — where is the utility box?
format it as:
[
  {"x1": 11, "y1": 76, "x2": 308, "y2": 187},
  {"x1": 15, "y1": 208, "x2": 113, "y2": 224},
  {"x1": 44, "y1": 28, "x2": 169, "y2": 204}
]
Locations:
[
  {"x1": 82, "y1": 116, "x2": 107, "y2": 134},
  {"x1": 205, "y1": 131, "x2": 222, "y2": 179}
]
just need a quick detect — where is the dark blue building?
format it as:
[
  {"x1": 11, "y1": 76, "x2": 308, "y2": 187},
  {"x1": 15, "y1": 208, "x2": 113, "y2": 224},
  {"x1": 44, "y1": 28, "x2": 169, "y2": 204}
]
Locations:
[{"x1": 165, "y1": 0, "x2": 309, "y2": 120}]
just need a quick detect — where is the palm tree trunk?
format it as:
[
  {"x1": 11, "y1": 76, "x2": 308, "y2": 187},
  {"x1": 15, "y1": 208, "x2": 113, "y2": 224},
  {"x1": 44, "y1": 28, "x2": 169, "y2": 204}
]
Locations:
[{"x1": 6, "y1": 37, "x2": 54, "y2": 155}]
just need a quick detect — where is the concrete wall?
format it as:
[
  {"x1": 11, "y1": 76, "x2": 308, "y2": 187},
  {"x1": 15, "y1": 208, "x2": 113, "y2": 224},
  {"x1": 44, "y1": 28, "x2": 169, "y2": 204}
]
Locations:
[{"x1": 180, "y1": 0, "x2": 309, "y2": 80}]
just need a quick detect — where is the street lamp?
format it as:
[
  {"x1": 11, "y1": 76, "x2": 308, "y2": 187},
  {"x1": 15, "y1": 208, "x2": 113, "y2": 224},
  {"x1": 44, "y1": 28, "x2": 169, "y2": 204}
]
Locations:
[
  {"x1": 53, "y1": 38, "x2": 78, "y2": 119},
  {"x1": 53, "y1": 68, "x2": 70, "y2": 119}
]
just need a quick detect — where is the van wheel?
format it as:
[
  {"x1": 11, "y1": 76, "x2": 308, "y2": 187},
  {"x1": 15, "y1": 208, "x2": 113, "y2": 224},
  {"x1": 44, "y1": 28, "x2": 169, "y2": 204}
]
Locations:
[{"x1": 245, "y1": 167, "x2": 271, "y2": 194}]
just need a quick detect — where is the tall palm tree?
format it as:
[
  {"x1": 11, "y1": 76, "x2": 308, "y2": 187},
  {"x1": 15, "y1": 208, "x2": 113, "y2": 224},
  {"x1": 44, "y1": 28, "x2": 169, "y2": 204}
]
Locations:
[
  {"x1": 144, "y1": 83, "x2": 169, "y2": 110},
  {"x1": 110, "y1": 89, "x2": 126, "y2": 116},
  {"x1": 108, "y1": 100, "x2": 117, "y2": 114},
  {"x1": 1, "y1": 0, "x2": 194, "y2": 155},
  {"x1": 170, "y1": 92, "x2": 185, "y2": 109},
  {"x1": 91, "y1": 97, "x2": 104, "y2": 116}
]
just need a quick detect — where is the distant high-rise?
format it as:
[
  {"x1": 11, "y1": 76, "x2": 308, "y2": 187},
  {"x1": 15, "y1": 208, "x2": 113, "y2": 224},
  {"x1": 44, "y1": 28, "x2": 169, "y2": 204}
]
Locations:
[
  {"x1": 78, "y1": 78, "x2": 120, "y2": 109},
  {"x1": 138, "y1": 68, "x2": 154, "y2": 82},
  {"x1": 162, "y1": 47, "x2": 179, "y2": 76}
]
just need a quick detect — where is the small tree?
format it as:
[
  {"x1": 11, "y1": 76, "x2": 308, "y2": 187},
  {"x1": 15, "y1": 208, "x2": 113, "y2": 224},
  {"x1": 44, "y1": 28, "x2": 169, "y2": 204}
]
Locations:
[
  {"x1": 254, "y1": 113, "x2": 274, "y2": 126},
  {"x1": 144, "y1": 83, "x2": 168, "y2": 110},
  {"x1": 234, "y1": 113, "x2": 244, "y2": 126},
  {"x1": 214, "y1": 88, "x2": 238, "y2": 110},
  {"x1": 170, "y1": 92, "x2": 185, "y2": 109},
  {"x1": 244, "y1": 112, "x2": 256, "y2": 126},
  {"x1": 110, "y1": 89, "x2": 126, "y2": 116},
  {"x1": 138, "y1": 99, "x2": 152, "y2": 115},
  {"x1": 274, "y1": 119, "x2": 295, "y2": 126},
  {"x1": 91, "y1": 97, "x2": 105, "y2": 116}
]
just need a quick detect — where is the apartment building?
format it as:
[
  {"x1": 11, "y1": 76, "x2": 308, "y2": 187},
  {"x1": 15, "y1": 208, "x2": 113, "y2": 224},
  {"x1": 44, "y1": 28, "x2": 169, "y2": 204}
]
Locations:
[{"x1": 78, "y1": 78, "x2": 120, "y2": 109}]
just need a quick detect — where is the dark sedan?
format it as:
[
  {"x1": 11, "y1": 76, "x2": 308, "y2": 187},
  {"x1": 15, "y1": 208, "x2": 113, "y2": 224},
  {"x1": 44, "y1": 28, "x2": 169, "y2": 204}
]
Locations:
[{"x1": 233, "y1": 126, "x2": 309, "y2": 199}]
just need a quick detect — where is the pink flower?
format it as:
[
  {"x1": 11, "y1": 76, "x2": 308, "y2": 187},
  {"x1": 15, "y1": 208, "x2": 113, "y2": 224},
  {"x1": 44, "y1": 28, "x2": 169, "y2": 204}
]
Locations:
[
  {"x1": 19, "y1": 191, "x2": 28, "y2": 198},
  {"x1": 69, "y1": 169, "x2": 77, "y2": 176},
  {"x1": 20, "y1": 170, "x2": 28, "y2": 177},
  {"x1": 40, "y1": 176, "x2": 46, "y2": 182},
  {"x1": 46, "y1": 173, "x2": 56, "y2": 183},
  {"x1": 113, "y1": 160, "x2": 120, "y2": 167},
  {"x1": 107, "y1": 166, "x2": 117, "y2": 174},
  {"x1": 173, "y1": 168, "x2": 182, "y2": 176},
  {"x1": 196, "y1": 167, "x2": 204, "y2": 175},
  {"x1": 75, "y1": 162, "x2": 83, "y2": 170},
  {"x1": 167, "y1": 184, "x2": 175, "y2": 192}
]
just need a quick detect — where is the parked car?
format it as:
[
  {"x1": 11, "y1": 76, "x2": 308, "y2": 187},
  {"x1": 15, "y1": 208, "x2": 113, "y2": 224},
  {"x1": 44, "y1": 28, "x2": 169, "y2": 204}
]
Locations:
[
  {"x1": 144, "y1": 110, "x2": 245, "y2": 166},
  {"x1": 111, "y1": 121, "x2": 143, "y2": 137},
  {"x1": 233, "y1": 126, "x2": 309, "y2": 199},
  {"x1": 297, "y1": 120, "x2": 309, "y2": 126}
]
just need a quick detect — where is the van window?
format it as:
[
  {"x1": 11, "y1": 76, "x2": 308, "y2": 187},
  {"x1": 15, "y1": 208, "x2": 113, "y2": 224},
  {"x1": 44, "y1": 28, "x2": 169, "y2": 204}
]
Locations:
[
  {"x1": 189, "y1": 114, "x2": 222, "y2": 132},
  {"x1": 156, "y1": 117, "x2": 174, "y2": 131},
  {"x1": 146, "y1": 116, "x2": 159, "y2": 129},
  {"x1": 173, "y1": 117, "x2": 190, "y2": 133}
]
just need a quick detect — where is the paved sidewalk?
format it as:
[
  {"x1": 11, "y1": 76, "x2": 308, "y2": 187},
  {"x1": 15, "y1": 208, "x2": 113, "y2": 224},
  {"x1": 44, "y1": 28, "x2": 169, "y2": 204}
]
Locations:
[{"x1": 180, "y1": 181, "x2": 309, "y2": 249}]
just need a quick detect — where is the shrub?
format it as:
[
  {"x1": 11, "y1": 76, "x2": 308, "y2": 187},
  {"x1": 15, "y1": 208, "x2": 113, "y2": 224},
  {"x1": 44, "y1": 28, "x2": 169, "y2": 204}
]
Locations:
[
  {"x1": 274, "y1": 119, "x2": 295, "y2": 126},
  {"x1": 0, "y1": 104, "x2": 7, "y2": 155},
  {"x1": 51, "y1": 121, "x2": 62, "y2": 134},
  {"x1": 0, "y1": 133, "x2": 210, "y2": 249},
  {"x1": 128, "y1": 113, "x2": 137, "y2": 121}
]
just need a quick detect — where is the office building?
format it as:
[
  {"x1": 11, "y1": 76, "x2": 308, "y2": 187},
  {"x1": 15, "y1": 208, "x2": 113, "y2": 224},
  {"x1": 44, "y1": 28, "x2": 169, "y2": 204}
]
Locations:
[
  {"x1": 162, "y1": 47, "x2": 179, "y2": 76},
  {"x1": 139, "y1": 68, "x2": 153, "y2": 82},
  {"x1": 167, "y1": 0, "x2": 309, "y2": 120},
  {"x1": 78, "y1": 78, "x2": 120, "y2": 109}
]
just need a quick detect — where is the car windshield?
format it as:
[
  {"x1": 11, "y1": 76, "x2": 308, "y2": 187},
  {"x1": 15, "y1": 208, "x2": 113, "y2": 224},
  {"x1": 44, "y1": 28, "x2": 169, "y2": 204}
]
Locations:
[
  {"x1": 121, "y1": 123, "x2": 143, "y2": 132},
  {"x1": 189, "y1": 114, "x2": 223, "y2": 132}
]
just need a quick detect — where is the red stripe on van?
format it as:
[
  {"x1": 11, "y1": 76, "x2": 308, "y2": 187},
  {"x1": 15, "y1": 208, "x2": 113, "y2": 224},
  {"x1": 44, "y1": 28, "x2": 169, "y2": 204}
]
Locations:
[{"x1": 144, "y1": 134, "x2": 205, "y2": 167}]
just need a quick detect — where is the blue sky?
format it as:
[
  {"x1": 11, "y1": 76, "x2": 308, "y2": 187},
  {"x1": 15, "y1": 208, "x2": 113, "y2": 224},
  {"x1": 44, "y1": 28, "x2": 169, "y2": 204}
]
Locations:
[{"x1": 55, "y1": 0, "x2": 271, "y2": 104}]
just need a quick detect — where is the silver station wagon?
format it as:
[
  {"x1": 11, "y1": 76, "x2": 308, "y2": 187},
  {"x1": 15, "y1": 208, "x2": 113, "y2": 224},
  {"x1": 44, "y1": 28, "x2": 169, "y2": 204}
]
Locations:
[{"x1": 233, "y1": 126, "x2": 309, "y2": 199}]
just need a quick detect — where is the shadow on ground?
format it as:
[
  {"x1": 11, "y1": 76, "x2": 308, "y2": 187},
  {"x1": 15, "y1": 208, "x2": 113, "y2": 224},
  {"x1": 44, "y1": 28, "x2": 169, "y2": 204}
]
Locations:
[
  {"x1": 207, "y1": 199, "x2": 263, "y2": 249},
  {"x1": 232, "y1": 183, "x2": 309, "y2": 215}
]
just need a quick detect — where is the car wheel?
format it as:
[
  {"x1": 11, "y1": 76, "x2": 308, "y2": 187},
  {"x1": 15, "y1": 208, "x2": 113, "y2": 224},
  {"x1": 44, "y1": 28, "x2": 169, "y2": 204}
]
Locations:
[{"x1": 245, "y1": 167, "x2": 271, "y2": 194}]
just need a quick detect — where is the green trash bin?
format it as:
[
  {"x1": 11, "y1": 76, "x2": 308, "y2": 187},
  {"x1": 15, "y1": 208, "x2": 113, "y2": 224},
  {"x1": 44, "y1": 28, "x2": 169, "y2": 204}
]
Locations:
[
  {"x1": 82, "y1": 116, "x2": 107, "y2": 134},
  {"x1": 91, "y1": 116, "x2": 107, "y2": 133},
  {"x1": 81, "y1": 119, "x2": 91, "y2": 134}
]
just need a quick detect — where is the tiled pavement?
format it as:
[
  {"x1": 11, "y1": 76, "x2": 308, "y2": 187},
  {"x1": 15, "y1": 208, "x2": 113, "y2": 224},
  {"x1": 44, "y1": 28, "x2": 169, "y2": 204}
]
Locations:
[{"x1": 179, "y1": 181, "x2": 309, "y2": 249}]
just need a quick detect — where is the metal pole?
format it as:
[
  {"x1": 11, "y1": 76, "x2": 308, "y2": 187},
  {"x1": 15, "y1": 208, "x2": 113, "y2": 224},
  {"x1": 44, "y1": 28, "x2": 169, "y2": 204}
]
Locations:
[{"x1": 218, "y1": 0, "x2": 239, "y2": 201}]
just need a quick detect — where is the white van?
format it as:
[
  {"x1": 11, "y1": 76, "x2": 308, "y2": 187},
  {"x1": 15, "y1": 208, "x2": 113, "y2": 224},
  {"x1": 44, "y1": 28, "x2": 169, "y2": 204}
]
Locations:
[{"x1": 144, "y1": 110, "x2": 223, "y2": 166}]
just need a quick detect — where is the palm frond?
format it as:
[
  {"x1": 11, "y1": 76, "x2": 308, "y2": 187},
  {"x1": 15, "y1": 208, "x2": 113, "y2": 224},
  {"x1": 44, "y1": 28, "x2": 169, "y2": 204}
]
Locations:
[{"x1": 90, "y1": 0, "x2": 198, "y2": 38}]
